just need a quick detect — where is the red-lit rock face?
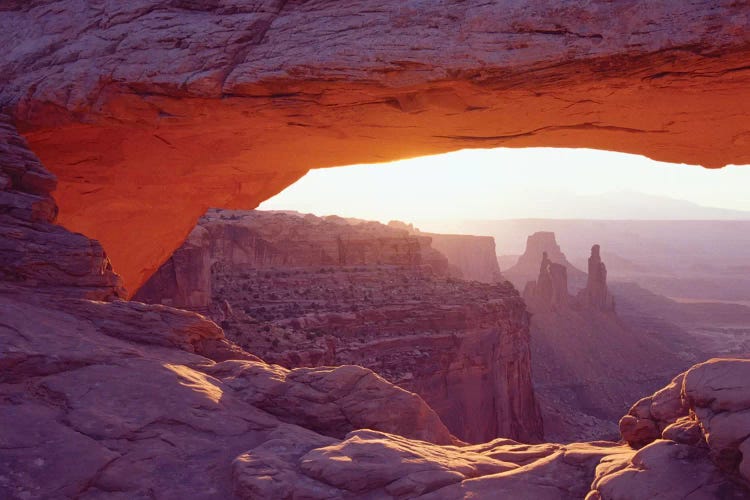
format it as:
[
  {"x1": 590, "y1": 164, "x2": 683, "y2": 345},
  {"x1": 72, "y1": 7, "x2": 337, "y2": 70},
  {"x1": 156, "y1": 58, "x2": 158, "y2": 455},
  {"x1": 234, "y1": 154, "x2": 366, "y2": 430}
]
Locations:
[{"x1": 2, "y1": 1, "x2": 749, "y2": 292}]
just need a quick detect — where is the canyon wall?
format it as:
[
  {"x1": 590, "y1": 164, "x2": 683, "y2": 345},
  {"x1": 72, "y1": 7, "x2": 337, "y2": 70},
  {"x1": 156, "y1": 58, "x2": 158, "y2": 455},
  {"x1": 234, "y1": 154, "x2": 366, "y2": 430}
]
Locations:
[
  {"x1": 138, "y1": 210, "x2": 543, "y2": 443},
  {"x1": 1, "y1": 2, "x2": 748, "y2": 291},
  {"x1": 136, "y1": 209, "x2": 450, "y2": 310},
  {"x1": 420, "y1": 233, "x2": 503, "y2": 284},
  {"x1": 388, "y1": 221, "x2": 504, "y2": 283},
  {"x1": 211, "y1": 265, "x2": 542, "y2": 443}
]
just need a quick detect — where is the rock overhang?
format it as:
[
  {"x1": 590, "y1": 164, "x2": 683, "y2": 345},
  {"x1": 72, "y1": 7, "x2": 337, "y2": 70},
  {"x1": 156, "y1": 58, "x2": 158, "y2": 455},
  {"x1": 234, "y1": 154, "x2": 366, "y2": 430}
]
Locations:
[{"x1": 1, "y1": 0, "x2": 749, "y2": 293}]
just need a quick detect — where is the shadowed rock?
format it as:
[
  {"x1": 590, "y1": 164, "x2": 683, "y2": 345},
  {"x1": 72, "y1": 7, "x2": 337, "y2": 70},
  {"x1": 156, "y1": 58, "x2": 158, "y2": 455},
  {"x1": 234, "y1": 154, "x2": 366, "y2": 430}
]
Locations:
[
  {"x1": 578, "y1": 244, "x2": 616, "y2": 312},
  {"x1": 523, "y1": 251, "x2": 570, "y2": 312}
]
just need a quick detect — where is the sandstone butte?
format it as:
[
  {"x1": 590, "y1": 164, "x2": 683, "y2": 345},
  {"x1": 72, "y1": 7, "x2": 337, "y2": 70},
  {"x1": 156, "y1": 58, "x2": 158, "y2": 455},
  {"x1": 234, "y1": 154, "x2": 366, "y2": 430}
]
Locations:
[
  {"x1": 1, "y1": 1, "x2": 749, "y2": 293},
  {"x1": 2, "y1": 1, "x2": 750, "y2": 499}
]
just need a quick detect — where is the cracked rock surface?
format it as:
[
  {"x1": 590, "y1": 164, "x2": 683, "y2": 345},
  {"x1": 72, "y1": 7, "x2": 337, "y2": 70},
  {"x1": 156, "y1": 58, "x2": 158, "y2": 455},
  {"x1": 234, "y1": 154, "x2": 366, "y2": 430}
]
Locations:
[{"x1": 1, "y1": 1, "x2": 748, "y2": 290}]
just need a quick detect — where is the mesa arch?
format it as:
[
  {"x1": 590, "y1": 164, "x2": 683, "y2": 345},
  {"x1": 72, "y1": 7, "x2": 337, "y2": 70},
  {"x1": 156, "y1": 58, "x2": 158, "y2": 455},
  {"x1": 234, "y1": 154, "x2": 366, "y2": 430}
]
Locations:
[{"x1": 1, "y1": 1, "x2": 749, "y2": 294}]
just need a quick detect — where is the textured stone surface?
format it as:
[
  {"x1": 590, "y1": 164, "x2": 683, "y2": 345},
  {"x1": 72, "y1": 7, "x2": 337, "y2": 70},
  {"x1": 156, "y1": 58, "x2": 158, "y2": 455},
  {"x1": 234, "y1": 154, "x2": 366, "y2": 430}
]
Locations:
[
  {"x1": 589, "y1": 440, "x2": 748, "y2": 500},
  {"x1": 517, "y1": 238, "x2": 688, "y2": 442},
  {"x1": 1, "y1": 1, "x2": 749, "y2": 290},
  {"x1": 604, "y1": 359, "x2": 750, "y2": 497},
  {"x1": 0, "y1": 284, "x2": 468, "y2": 498},
  {"x1": 3, "y1": 89, "x2": 750, "y2": 499},
  {"x1": 233, "y1": 428, "x2": 630, "y2": 500},
  {"x1": 0, "y1": 120, "x2": 459, "y2": 497},
  {"x1": 138, "y1": 210, "x2": 543, "y2": 444},
  {"x1": 204, "y1": 361, "x2": 459, "y2": 445},
  {"x1": 0, "y1": 114, "x2": 124, "y2": 300},
  {"x1": 136, "y1": 209, "x2": 450, "y2": 311}
]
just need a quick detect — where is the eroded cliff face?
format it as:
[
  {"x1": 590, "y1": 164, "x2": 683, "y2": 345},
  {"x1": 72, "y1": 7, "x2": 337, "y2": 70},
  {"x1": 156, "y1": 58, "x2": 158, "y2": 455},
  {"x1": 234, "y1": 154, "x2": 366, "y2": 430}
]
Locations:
[
  {"x1": 136, "y1": 209, "x2": 450, "y2": 310},
  {"x1": 1, "y1": 1, "x2": 748, "y2": 291},
  {"x1": 389, "y1": 221, "x2": 504, "y2": 283},
  {"x1": 137, "y1": 210, "x2": 543, "y2": 443}
]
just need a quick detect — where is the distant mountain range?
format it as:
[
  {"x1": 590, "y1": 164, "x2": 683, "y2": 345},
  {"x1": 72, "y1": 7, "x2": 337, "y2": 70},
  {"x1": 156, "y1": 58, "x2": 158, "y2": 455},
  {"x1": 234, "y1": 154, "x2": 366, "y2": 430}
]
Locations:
[{"x1": 486, "y1": 190, "x2": 750, "y2": 220}]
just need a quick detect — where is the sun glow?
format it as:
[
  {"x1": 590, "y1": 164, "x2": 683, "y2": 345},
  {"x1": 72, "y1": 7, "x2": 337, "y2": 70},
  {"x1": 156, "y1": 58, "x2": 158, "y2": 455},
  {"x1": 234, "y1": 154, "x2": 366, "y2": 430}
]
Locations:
[{"x1": 259, "y1": 148, "x2": 750, "y2": 224}]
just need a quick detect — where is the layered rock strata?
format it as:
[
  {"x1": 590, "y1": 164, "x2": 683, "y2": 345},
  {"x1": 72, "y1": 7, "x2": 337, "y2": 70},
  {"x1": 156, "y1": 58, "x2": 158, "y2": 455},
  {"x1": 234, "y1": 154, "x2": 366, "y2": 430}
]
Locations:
[
  {"x1": 389, "y1": 221, "x2": 503, "y2": 283},
  {"x1": 211, "y1": 264, "x2": 542, "y2": 443},
  {"x1": 136, "y1": 209, "x2": 450, "y2": 311},
  {"x1": 137, "y1": 209, "x2": 542, "y2": 443},
  {"x1": 0, "y1": 114, "x2": 124, "y2": 300},
  {"x1": 0, "y1": 122, "x2": 461, "y2": 497},
  {"x1": 523, "y1": 251, "x2": 570, "y2": 312}
]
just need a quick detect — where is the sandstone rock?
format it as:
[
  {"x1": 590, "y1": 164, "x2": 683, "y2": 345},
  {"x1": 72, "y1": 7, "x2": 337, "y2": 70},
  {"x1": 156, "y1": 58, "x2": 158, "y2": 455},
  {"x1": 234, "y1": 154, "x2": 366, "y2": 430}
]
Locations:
[
  {"x1": 505, "y1": 232, "x2": 587, "y2": 292},
  {"x1": 232, "y1": 426, "x2": 342, "y2": 500},
  {"x1": 209, "y1": 265, "x2": 542, "y2": 443},
  {"x1": 136, "y1": 209, "x2": 451, "y2": 311},
  {"x1": 662, "y1": 416, "x2": 705, "y2": 446},
  {"x1": 590, "y1": 440, "x2": 748, "y2": 499},
  {"x1": 138, "y1": 209, "x2": 543, "y2": 444},
  {"x1": 411, "y1": 230, "x2": 503, "y2": 283},
  {"x1": 234, "y1": 427, "x2": 629, "y2": 500},
  {"x1": 613, "y1": 359, "x2": 750, "y2": 495},
  {"x1": 0, "y1": 114, "x2": 124, "y2": 300},
  {"x1": 1, "y1": 2, "x2": 748, "y2": 290},
  {"x1": 0, "y1": 283, "x2": 469, "y2": 498},
  {"x1": 0, "y1": 286, "x2": 280, "y2": 499},
  {"x1": 618, "y1": 414, "x2": 660, "y2": 449},
  {"x1": 620, "y1": 373, "x2": 689, "y2": 447},
  {"x1": 523, "y1": 251, "x2": 570, "y2": 312},
  {"x1": 205, "y1": 361, "x2": 459, "y2": 446},
  {"x1": 300, "y1": 430, "x2": 516, "y2": 495},
  {"x1": 577, "y1": 244, "x2": 616, "y2": 312}
]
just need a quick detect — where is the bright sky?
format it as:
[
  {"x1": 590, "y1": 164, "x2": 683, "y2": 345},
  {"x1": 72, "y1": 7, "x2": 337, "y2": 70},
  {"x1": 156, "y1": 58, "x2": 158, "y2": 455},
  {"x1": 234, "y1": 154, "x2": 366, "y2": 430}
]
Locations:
[{"x1": 259, "y1": 148, "x2": 750, "y2": 222}]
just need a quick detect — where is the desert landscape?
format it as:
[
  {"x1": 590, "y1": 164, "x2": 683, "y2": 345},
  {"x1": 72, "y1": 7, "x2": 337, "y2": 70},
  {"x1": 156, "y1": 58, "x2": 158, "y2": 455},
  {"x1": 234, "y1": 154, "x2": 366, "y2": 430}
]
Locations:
[{"x1": 2, "y1": 2, "x2": 750, "y2": 499}]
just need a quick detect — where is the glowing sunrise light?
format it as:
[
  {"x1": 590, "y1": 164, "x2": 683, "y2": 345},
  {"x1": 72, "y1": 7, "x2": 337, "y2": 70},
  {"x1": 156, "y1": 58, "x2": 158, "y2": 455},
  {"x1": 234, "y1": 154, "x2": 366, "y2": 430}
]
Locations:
[{"x1": 259, "y1": 148, "x2": 750, "y2": 224}]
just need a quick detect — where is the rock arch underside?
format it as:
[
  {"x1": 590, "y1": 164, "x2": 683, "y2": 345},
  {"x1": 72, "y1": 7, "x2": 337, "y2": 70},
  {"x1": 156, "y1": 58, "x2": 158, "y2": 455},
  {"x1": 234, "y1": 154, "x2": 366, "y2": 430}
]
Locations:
[
  {"x1": 2, "y1": 2, "x2": 750, "y2": 499},
  {"x1": 2, "y1": 0, "x2": 750, "y2": 293}
]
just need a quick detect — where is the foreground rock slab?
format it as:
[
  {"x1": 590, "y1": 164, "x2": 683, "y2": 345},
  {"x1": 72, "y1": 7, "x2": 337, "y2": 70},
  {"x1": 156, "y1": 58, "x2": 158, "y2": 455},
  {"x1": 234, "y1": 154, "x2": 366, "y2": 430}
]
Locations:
[{"x1": 234, "y1": 428, "x2": 629, "y2": 500}]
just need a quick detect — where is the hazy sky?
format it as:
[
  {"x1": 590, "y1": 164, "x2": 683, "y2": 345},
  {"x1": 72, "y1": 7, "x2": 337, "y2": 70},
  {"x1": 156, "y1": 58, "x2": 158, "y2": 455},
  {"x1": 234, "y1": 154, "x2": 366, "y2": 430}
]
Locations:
[{"x1": 259, "y1": 148, "x2": 750, "y2": 222}]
